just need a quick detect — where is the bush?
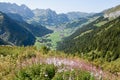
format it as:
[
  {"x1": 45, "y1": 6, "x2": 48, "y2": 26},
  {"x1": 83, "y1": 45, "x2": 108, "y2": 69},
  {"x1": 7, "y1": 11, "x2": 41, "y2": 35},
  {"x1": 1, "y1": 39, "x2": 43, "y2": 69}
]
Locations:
[{"x1": 14, "y1": 64, "x2": 56, "y2": 80}]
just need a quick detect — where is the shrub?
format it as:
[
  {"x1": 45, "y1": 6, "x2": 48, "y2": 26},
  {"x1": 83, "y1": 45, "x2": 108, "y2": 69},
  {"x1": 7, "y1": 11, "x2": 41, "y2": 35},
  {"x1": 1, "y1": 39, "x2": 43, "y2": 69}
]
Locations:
[{"x1": 14, "y1": 64, "x2": 56, "y2": 80}]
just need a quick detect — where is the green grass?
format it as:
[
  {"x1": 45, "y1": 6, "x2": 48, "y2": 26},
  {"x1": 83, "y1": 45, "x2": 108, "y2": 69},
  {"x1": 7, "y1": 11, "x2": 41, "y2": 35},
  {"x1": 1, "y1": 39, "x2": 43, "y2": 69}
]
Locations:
[
  {"x1": 0, "y1": 46, "x2": 95, "y2": 80},
  {"x1": 35, "y1": 27, "x2": 75, "y2": 50},
  {"x1": 94, "y1": 21, "x2": 107, "y2": 27}
]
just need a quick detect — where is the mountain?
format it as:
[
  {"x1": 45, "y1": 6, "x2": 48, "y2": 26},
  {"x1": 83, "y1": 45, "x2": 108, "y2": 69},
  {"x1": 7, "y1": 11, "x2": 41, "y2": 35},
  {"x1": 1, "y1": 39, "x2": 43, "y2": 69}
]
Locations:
[
  {"x1": 0, "y1": 2, "x2": 34, "y2": 20},
  {"x1": 66, "y1": 12, "x2": 94, "y2": 20},
  {"x1": 18, "y1": 22, "x2": 53, "y2": 37},
  {"x1": 104, "y1": 5, "x2": 120, "y2": 18},
  {"x1": 0, "y1": 38, "x2": 9, "y2": 45},
  {"x1": 0, "y1": 2, "x2": 95, "y2": 27},
  {"x1": 4, "y1": 13, "x2": 53, "y2": 37},
  {"x1": 65, "y1": 18, "x2": 89, "y2": 28},
  {"x1": 57, "y1": 15, "x2": 120, "y2": 61},
  {"x1": 7, "y1": 13, "x2": 24, "y2": 22},
  {"x1": 57, "y1": 5, "x2": 120, "y2": 52},
  {"x1": 57, "y1": 16, "x2": 108, "y2": 52},
  {"x1": 30, "y1": 9, "x2": 95, "y2": 26},
  {"x1": 1, "y1": 11, "x2": 53, "y2": 37},
  {"x1": 29, "y1": 9, "x2": 69, "y2": 26},
  {"x1": 0, "y1": 12, "x2": 35, "y2": 46}
]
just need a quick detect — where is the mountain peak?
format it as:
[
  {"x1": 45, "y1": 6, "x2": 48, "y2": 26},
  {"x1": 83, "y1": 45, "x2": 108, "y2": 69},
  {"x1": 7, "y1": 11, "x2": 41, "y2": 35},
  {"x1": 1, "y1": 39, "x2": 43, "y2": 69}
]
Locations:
[
  {"x1": 20, "y1": 4, "x2": 29, "y2": 10},
  {"x1": 0, "y1": 2, "x2": 34, "y2": 20}
]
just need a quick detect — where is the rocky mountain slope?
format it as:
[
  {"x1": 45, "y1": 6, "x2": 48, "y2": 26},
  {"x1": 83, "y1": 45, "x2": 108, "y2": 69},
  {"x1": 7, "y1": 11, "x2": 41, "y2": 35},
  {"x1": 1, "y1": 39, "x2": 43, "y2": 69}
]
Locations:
[
  {"x1": 0, "y1": 3, "x2": 34, "y2": 20},
  {"x1": 104, "y1": 5, "x2": 120, "y2": 18},
  {"x1": 29, "y1": 9, "x2": 69, "y2": 26}
]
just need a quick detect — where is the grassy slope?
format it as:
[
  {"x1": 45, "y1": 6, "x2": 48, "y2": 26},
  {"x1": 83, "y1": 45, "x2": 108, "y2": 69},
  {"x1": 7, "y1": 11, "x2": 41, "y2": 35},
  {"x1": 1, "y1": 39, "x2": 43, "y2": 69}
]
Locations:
[
  {"x1": 0, "y1": 46, "x2": 120, "y2": 80},
  {"x1": 57, "y1": 16, "x2": 120, "y2": 78},
  {"x1": 0, "y1": 46, "x2": 95, "y2": 80}
]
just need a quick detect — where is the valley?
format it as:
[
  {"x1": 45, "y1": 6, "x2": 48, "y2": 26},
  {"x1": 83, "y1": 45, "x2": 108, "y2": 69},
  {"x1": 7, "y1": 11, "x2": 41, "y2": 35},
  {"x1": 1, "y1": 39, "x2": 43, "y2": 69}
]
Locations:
[
  {"x1": 35, "y1": 26, "x2": 77, "y2": 49},
  {"x1": 0, "y1": 1, "x2": 120, "y2": 80}
]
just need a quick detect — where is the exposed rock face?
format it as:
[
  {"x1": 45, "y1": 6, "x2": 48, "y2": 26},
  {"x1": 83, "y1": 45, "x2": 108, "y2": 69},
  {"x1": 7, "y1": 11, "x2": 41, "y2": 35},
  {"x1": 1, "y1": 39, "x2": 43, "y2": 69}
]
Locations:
[
  {"x1": 104, "y1": 11, "x2": 120, "y2": 18},
  {"x1": 0, "y1": 3, "x2": 34, "y2": 20},
  {"x1": 104, "y1": 5, "x2": 120, "y2": 18}
]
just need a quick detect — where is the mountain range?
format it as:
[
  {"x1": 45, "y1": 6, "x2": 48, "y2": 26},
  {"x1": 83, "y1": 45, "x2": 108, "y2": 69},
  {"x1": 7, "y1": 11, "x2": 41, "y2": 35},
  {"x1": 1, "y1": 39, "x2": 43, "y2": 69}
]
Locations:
[
  {"x1": 0, "y1": 2, "x2": 94, "y2": 26},
  {"x1": 0, "y1": 3, "x2": 54, "y2": 46},
  {"x1": 0, "y1": 2, "x2": 120, "y2": 49},
  {"x1": 0, "y1": 3, "x2": 34, "y2": 20},
  {"x1": 29, "y1": 9, "x2": 94, "y2": 26}
]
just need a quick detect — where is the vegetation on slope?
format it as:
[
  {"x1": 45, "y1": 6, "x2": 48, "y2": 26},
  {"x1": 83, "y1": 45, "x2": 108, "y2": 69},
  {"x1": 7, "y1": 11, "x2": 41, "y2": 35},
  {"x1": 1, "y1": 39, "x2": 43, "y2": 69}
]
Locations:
[
  {"x1": 0, "y1": 46, "x2": 96, "y2": 80},
  {"x1": 57, "y1": 16, "x2": 109, "y2": 53},
  {"x1": 0, "y1": 12, "x2": 35, "y2": 46},
  {"x1": 57, "y1": 16, "x2": 120, "y2": 77},
  {"x1": 6, "y1": 13, "x2": 53, "y2": 37}
]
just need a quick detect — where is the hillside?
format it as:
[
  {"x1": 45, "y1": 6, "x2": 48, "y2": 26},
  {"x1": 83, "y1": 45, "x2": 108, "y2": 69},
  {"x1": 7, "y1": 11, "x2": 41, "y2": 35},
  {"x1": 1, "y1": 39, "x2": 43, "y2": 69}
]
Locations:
[
  {"x1": 0, "y1": 12, "x2": 35, "y2": 46},
  {"x1": 57, "y1": 5, "x2": 120, "y2": 54},
  {"x1": 67, "y1": 12, "x2": 94, "y2": 20},
  {"x1": 5, "y1": 13, "x2": 53, "y2": 37},
  {"x1": 17, "y1": 21, "x2": 53, "y2": 37},
  {"x1": 57, "y1": 16, "x2": 109, "y2": 52},
  {"x1": 0, "y1": 46, "x2": 119, "y2": 80},
  {"x1": 57, "y1": 15, "x2": 120, "y2": 62}
]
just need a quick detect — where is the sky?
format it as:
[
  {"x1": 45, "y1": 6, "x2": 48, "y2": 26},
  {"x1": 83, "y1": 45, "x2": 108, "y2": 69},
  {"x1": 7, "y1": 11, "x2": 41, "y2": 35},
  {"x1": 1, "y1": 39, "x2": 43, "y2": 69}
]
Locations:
[{"x1": 0, "y1": 0, "x2": 120, "y2": 13}]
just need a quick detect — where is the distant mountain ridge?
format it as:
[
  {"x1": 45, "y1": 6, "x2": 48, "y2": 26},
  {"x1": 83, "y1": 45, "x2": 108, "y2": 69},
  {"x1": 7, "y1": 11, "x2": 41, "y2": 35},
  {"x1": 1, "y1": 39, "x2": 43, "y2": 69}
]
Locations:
[
  {"x1": 67, "y1": 12, "x2": 94, "y2": 20},
  {"x1": 30, "y1": 9, "x2": 94, "y2": 26},
  {"x1": 30, "y1": 9, "x2": 69, "y2": 26},
  {"x1": 0, "y1": 2, "x2": 95, "y2": 27},
  {"x1": 0, "y1": 2, "x2": 53, "y2": 37},
  {"x1": 0, "y1": 2, "x2": 34, "y2": 20}
]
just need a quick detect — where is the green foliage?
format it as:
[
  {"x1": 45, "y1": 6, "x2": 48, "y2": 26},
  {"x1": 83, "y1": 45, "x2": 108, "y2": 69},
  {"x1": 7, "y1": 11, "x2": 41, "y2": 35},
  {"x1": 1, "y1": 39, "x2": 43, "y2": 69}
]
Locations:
[
  {"x1": 58, "y1": 16, "x2": 120, "y2": 62},
  {"x1": 15, "y1": 64, "x2": 93, "y2": 80},
  {"x1": 57, "y1": 16, "x2": 107, "y2": 53},
  {"x1": 0, "y1": 46, "x2": 95, "y2": 80},
  {"x1": 57, "y1": 16, "x2": 120, "y2": 75},
  {"x1": 52, "y1": 70, "x2": 93, "y2": 80},
  {"x1": 40, "y1": 46, "x2": 50, "y2": 54},
  {"x1": 52, "y1": 72, "x2": 64, "y2": 80},
  {"x1": 15, "y1": 64, "x2": 56, "y2": 80}
]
